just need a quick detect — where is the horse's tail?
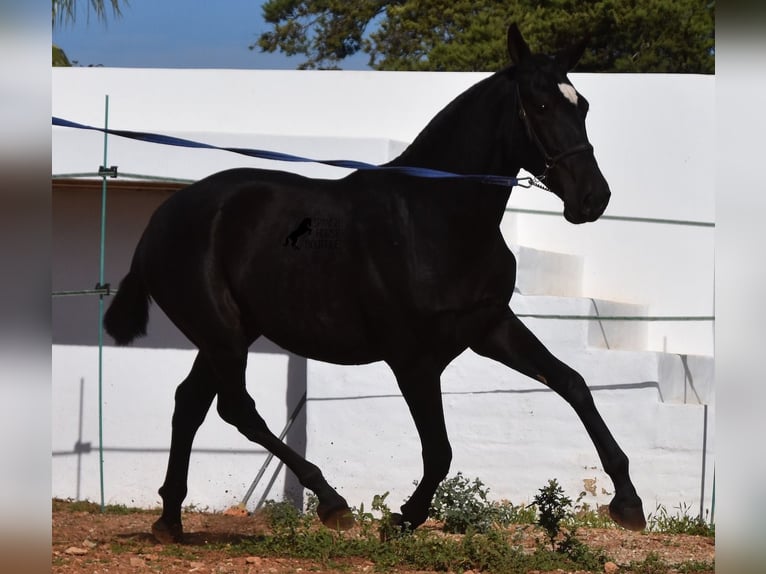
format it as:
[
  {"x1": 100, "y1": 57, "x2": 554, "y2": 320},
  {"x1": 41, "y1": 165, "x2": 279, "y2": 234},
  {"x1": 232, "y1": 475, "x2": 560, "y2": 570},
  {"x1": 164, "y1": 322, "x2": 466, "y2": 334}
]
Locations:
[{"x1": 103, "y1": 267, "x2": 150, "y2": 346}]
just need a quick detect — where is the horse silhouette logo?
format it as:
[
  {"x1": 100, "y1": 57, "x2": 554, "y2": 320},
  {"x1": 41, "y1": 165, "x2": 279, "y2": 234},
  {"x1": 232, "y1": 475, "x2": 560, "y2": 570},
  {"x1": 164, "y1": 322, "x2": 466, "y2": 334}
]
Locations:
[{"x1": 284, "y1": 217, "x2": 312, "y2": 249}]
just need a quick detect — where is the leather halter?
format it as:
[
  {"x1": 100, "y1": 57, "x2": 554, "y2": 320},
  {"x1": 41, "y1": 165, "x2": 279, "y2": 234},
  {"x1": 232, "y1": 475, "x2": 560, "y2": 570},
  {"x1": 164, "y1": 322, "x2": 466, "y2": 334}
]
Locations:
[{"x1": 516, "y1": 85, "x2": 594, "y2": 183}]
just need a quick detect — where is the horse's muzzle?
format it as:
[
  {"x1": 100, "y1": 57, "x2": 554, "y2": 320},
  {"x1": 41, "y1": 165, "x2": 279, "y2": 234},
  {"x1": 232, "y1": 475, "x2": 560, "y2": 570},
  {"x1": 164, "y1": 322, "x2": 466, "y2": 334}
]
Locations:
[{"x1": 565, "y1": 188, "x2": 611, "y2": 224}]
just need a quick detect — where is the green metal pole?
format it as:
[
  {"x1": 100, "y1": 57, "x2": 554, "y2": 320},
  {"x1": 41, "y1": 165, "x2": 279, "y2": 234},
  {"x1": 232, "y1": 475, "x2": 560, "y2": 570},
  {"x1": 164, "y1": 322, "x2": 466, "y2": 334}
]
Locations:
[
  {"x1": 97, "y1": 95, "x2": 110, "y2": 512},
  {"x1": 710, "y1": 469, "x2": 715, "y2": 525}
]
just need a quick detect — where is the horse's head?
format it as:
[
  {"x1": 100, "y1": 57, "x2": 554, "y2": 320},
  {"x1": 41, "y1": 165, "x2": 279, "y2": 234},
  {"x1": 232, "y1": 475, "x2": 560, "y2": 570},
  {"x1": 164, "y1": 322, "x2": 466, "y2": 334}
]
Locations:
[{"x1": 508, "y1": 24, "x2": 610, "y2": 224}]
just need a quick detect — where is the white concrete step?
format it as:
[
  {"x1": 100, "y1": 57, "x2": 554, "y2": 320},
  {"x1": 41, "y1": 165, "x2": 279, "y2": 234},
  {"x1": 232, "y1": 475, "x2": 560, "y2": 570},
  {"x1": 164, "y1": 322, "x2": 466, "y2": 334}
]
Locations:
[
  {"x1": 510, "y1": 243, "x2": 651, "y2": 353},
  {"x1": 511, "y1": 244, "x2": 583, "y2": 297},
  {"x1": 511, "y1": 293, "x2": 649, "y2": 351},
  {"x1": 658, "y1": 352, "x2": 714, "y2": 405}
]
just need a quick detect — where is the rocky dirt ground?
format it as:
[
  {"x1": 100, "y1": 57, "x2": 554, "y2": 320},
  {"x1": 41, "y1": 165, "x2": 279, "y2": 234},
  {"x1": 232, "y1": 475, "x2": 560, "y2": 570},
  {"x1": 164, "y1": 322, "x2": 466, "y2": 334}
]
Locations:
[{"x1": 51, "y1": 500, "x2": 715, "y2": 574}]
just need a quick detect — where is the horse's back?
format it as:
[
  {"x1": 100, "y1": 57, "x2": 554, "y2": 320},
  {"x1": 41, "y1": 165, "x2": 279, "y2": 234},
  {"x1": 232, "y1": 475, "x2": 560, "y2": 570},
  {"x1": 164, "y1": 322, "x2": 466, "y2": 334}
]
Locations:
[
  {"x1": 134, "y1": 168, "x2": 384, "y2": 361},
  {"x1": 139, "y1": 167, "x2": 341, "y2": 260}
]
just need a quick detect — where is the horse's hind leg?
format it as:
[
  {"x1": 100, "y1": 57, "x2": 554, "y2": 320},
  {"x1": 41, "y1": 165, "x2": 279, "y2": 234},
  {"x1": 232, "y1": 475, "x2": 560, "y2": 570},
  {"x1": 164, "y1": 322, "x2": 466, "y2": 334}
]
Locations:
[
  {"x1": 471, "y1": 309, "x2": 646, "y2": 531},
  {"x1": 153, "y1": 353, "x2": 217, "y2": 543},
  {"x1": 210, "y1": 348, "x2": 354, "y2": 530}
]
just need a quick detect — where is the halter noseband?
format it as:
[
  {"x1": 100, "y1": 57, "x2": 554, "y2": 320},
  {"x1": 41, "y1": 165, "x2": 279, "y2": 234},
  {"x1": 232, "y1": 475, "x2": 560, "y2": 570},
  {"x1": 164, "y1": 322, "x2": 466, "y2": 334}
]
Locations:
[{"x1": 516, "y1": 85, "x2": 593, "y2": 185}]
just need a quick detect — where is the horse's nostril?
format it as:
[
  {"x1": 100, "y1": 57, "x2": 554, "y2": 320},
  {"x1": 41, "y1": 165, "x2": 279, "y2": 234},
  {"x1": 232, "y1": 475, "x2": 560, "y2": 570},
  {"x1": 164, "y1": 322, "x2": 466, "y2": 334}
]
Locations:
[
  {"x1": 582, "y1": 190, "x2": 610, "y2": 219},
  {"x1": 583, "y1": 193, "x2": 595, "y2": 214}
]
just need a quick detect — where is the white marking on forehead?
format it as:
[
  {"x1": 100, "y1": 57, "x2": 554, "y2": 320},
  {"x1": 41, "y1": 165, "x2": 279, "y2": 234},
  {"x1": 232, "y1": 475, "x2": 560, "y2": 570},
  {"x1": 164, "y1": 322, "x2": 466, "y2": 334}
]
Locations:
[{"x1": 558, "y1": 82, "x2": 578, "y2": 105}]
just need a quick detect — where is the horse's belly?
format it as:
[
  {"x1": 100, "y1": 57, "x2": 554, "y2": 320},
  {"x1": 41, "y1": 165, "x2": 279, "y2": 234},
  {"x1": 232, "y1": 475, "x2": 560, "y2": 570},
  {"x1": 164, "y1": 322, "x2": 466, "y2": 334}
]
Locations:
[
  {"x1": 260, "y1": 317, "x2": 382, "y2": 365},
  {"x1": 241, "y1": 282, "x2": 383, "y2": 365}
]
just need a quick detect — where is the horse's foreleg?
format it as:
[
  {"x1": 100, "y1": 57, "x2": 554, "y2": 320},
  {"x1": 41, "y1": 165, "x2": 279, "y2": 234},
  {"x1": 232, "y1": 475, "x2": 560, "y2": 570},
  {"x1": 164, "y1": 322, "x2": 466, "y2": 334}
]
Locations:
[
  {"x1": 471, "y1": 309, "x2": 646, "y2": 531},
  {"x1": 154, "y1": 353, "x2": 217, "y2": 543},
  {"x1": 391, "y1": 362, "x2": 452, "y2": 531}
]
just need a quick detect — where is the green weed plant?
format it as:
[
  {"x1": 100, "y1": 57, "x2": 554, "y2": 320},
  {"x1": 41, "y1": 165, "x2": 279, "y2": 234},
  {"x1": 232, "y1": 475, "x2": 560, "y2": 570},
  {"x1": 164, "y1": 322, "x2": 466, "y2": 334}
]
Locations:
[{"x1": 646, "y1": 502, "x2": 715, "y2": 537}]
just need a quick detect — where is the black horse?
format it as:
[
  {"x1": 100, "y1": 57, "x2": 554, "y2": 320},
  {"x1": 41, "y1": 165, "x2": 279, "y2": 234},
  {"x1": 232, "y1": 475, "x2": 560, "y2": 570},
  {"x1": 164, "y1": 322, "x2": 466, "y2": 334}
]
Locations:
[{"x1": 104, "y1": 24, "x2": 646, "y2": 543}]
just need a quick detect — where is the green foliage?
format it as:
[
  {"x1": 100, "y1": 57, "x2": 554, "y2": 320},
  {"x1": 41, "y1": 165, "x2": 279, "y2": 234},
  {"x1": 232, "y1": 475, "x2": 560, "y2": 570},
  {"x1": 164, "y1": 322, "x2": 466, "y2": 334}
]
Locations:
[
  {"x1": 232, "y1": 491, "x2": 584, "y2": 571},
  {"x1": 556, "y1": 530, "x2": 609, "y2": 571},
  {"x1": 108, "y1": 541, "x2": 133, "y2": 554},
  {"x1": 234, "y1": 498, "x2": 601, "y2": 573},
  {"x1": 532, "y1": 478, "x2": 573, "y2": 550},
  {"x1": 564, "y1": 491, "x2": 615, "y2": 529},
  {"x1": 629, "y1": 551, "x2": 670, "y2": 574},
  {"x1": 646, "y1": 502, "x2": 715, "y2": 537},
  {"x1": 53, "y1": 44, "x2": 71, "y2": 66},
  {"x1": 159, "y1": 544, "x2": 200, "y2": 560},
  {"x1": 52, "y1": 0, "x2": 128, "y2": 28},
  {"x1": 262, "y1": 499, "x2": 304, "y2": 534},
  {"x1": 528, "y1": 480, "x2": 611, "y2": 570},
  {"x1": 677, "y1": 559, "x2": 716, "y2": 573},
  {"x1": 428, "y1": 472, "x2": 531, "y2": 533},
  {"x1": 52, "y1": 498, "x2": 151, "y2": 514},
  {"x1": 256, "y1": 0, "x2": 714, "y2": 72}
]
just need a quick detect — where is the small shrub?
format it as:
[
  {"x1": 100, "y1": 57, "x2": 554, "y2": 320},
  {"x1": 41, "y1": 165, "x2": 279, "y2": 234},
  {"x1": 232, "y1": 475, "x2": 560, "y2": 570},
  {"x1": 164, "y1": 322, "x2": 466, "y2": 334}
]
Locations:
[
  {"x1": 532, "y1": 478, "x2": 573, "y2": 550},
  {"x1": 525, "y1": 545, "x2": 583, "y2": 572},
  {"x1": 557, "y1": 530, "x2": 608, "y2": 571},
  {"x1": 349, "y1": 500, "x2": 376, "y2": 537},
  {"x1": 528, "y1": 478, "x2": 610, "y2": 572},
  {"x1": 261, "y1": 499, "x2": 303, "y2": 536},
  {"x1": 429, "y1": 472, "x2": 528, "y2": 533},
  {"x1": 460, "y1": 529, "x2": 528, "y2": 572}
]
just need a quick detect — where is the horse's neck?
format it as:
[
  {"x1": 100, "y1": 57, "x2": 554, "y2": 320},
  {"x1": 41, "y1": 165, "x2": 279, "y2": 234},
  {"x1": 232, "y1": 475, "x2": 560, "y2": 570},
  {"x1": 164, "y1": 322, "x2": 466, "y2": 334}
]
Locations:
[
  {"x1": 386, "y1": 70, "x2": 518, "y2": 228},
  {"x1": 390, "y1": 70, "x2": 521, "y2": 178}
]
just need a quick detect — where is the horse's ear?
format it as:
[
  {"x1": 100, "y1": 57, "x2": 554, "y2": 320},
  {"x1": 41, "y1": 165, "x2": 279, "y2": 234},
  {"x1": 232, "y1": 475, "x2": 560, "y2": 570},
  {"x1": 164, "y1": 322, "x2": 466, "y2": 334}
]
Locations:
[
  {"x1": 507, "y1": 23, "x2": 531, "y2": 65},
  {"x1": 555, "y1": 34, "x2": 590, "y2": 72}
]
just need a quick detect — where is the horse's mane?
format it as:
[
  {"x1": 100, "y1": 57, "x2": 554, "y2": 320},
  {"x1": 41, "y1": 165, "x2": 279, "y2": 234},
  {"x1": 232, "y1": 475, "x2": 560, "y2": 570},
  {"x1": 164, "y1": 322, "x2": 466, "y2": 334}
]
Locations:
[{"x1": 388, "y1": 66, "x2": 518, "y2": 174}]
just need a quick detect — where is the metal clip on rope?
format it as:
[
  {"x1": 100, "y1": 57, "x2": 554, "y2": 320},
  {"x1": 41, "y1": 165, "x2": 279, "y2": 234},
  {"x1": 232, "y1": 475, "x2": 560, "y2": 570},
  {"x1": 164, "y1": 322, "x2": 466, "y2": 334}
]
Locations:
[{"x1": 516, "y1": 176, "x2": 550, "y2": 191}]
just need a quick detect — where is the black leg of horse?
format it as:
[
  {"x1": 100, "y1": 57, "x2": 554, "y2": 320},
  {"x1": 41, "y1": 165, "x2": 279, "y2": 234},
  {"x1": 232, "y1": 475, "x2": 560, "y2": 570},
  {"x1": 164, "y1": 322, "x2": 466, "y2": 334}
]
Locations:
[
  {"x1": 471, "y1": 309, "x2": 646, "y2": 531},
  {"x1": 153, "y1": 353, "x2": 217, "y2": 543},
  {"x1": 390, "y1": 361, "x2": 452, "y2": 531},
  {"x1": 211, "y1": 349, "x2": 354, "y2": 531}
]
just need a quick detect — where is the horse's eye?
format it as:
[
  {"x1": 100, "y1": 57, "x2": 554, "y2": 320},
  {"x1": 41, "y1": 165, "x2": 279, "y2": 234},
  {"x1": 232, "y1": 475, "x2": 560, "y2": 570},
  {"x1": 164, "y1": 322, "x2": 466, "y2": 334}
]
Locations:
[{"x1": 538, "y1": 103, "x2": 547, "y2": 113}]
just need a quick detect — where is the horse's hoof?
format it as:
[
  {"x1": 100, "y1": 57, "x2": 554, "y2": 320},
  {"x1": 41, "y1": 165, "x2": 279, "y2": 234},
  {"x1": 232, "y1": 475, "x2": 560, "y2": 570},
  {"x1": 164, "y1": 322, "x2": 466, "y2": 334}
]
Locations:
[
  {"x1": 317, "y1": 503, "x2": 355, "y2": 531},
  {"x1": 609, "y1": 498, "x2": 647, "y2": 531},
  {"x1": 151, "y1": 518, "x2": 184, "y2": 544}
]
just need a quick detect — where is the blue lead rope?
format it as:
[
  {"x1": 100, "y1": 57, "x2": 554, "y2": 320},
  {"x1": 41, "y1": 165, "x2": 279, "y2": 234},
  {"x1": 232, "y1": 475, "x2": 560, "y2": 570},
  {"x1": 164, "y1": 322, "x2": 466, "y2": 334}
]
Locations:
[{"x1": 52, "y1": 116, "x2": 525, "y2": 188}]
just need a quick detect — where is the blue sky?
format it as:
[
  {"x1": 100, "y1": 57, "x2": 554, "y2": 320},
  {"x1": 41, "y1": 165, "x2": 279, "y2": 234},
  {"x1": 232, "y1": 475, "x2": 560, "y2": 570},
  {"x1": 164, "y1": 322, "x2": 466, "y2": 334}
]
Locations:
[{"x1": 52, "y1": 0, "x2": 371, "y2": 69}]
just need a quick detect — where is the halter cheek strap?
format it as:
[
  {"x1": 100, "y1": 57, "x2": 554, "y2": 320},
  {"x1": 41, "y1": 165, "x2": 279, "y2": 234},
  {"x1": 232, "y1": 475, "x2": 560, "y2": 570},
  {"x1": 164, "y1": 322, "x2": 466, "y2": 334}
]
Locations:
[{"x1": 516, "y1": 86, "x2": 593, "y2": 183}]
